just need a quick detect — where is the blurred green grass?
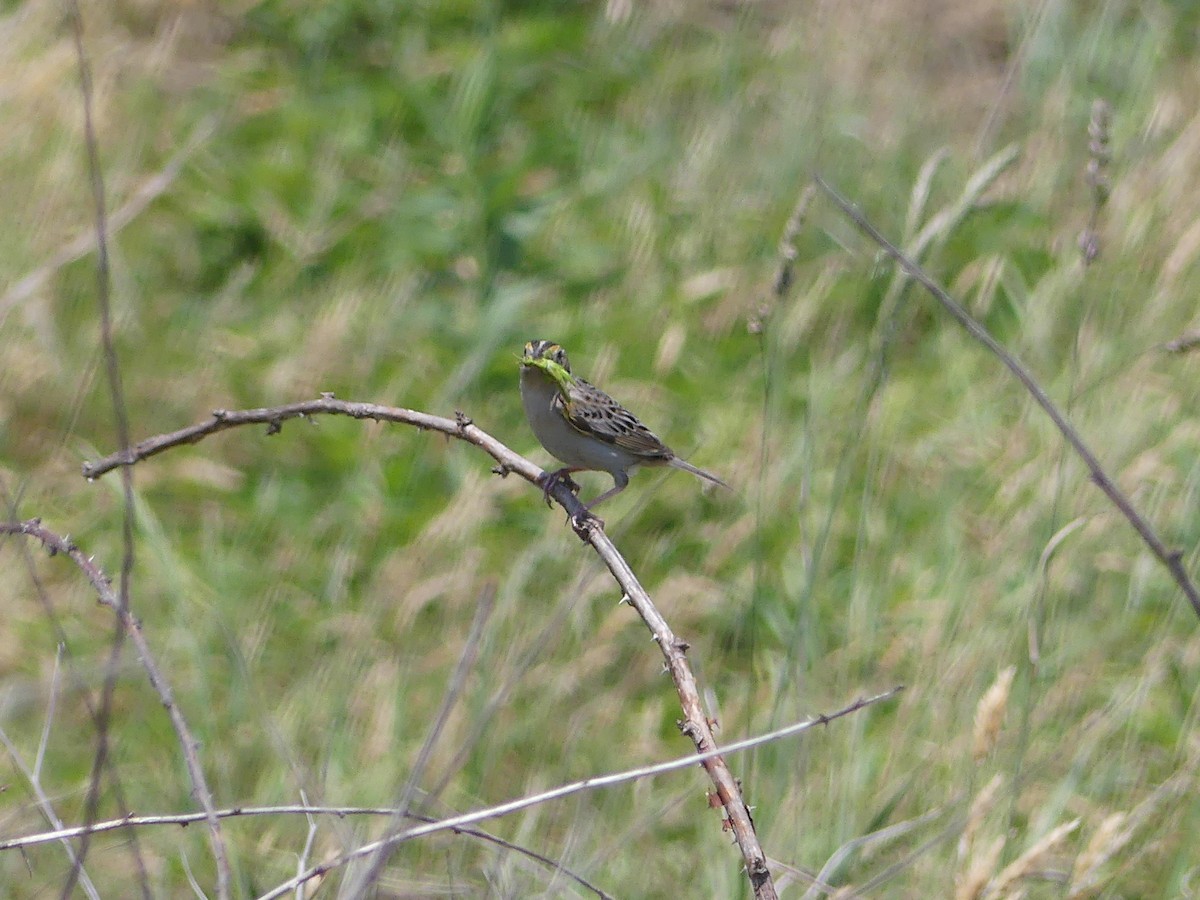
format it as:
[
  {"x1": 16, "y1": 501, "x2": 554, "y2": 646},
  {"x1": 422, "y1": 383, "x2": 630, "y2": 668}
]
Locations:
[{"x1": 3, "y1": 0, "x2": 1200, "y2": 896}]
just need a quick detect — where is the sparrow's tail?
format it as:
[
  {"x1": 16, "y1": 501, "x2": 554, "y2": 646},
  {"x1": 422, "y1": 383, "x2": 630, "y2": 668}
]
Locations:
[{"x1": 669, "y1": 457, "x2": 732, "y2": 491}]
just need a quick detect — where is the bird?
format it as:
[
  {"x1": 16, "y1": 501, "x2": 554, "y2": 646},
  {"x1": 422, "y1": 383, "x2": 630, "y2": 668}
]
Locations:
[{"x1": 519, "y1": 339, "x2": 730, "y2": 516}]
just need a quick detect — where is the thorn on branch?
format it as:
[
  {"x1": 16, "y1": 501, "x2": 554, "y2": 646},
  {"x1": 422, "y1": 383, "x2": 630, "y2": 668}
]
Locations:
[
  {"x1": 454, "y1": 410, "x2": 473, "y2": 431},
  {"x1": 491, "y1": 463, "x2": 512, "y2": 478},
  {"x1": 570, "y1": 512, "x2": 598, "y2": 541},
  {"x1": 320, "y1": 391, "x2": 335, "y2": 400},
  {"x1": 748, "y1": 858, "x2": 771, "y2": 885},
  {"x1": 678, "y1": 719, "x2": 703, "y2": 743},
  {"x1": 266, "y1": 418, "x2": 283, "y2": 436},
  {"x1": 212, "y1": 409, "x2": 227, "y2": 420},
  {"x1": 673, "y1": 638, "x2": 690, "y2": 653}
]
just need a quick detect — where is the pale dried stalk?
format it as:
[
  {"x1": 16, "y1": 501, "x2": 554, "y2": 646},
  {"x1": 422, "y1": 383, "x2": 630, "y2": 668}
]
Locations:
[{"x1": 983, "y1": 819, "x2": 1079, "y2": 898}]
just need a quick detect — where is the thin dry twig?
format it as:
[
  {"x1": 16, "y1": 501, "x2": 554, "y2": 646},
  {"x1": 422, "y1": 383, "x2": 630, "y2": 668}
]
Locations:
[
  {"x1": 0, "y1": 519, "x2": 229, "y2": 894},
  {"x1": 294, "y1": 789, "x2": 319, "y2": 900},
  {"x1": 347, "y1": 582, "x2": 497, "y2": 896},
  {"x1": 813, "y1": 174, "x2": 1200, "y2": 620},
  {"x1": 0, "y1": 804, "x2": 613, "y2": 900},
  {"x1": 254, "y1": 691, "x2": 899, "y2": 900},
  {"x1": 0, "y1": 721, "x2": 102, "y2": 900},
  {"x1": 82, "y1": 397, "x2": 535, "y2": 483}
]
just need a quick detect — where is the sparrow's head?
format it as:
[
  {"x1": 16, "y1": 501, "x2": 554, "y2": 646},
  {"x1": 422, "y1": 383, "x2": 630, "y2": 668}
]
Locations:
[
  {"x1": 521, "y1": 340, "x2": 571, "y2": 372},
  {"x1": 520, "y1": 340, "x2": 574, "y2": 392}
]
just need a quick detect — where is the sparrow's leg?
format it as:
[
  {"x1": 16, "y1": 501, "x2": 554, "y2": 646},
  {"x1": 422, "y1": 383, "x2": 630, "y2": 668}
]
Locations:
[{"x1": 539, "y1": 467, "x2": 582, "y2": 508}]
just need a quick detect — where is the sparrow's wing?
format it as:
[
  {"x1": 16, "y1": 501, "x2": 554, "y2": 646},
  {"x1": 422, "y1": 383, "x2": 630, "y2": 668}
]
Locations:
[{"x1": 555, "y1": 379, "x2": 673, "y2": 459}]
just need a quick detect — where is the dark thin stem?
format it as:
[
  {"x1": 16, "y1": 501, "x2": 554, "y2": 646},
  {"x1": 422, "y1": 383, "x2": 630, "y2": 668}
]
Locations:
[
  {"x1": 348, "y1": 583, "x2": 496, "y2": 895},
  {"x1": 813, "y1": 173, "x2": 1200, "y2": 620},
  {"x1": 61, "y1": 2, "x2": 166, "y2": 894}
]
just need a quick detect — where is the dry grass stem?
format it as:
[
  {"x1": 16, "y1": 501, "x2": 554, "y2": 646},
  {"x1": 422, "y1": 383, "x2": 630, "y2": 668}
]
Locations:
[
  {"x1": 1067, "y1": 812, "x2": 1125, "y2": 898},
  {"x1": 959, "y1": 773, "x2": 1004, "y2": 863},
  {"x1": 956, "y1": 834, "x2": 1005, "y2": 900},
  {"x1": 984, "y1": 818, "x2": 1079, "y2": 898},
  {"x1": 1067, "y1": 768, "x2": 1193, "y2": 897},
  {"x1": 751, "y1": 182, "x2": 817, "y2": 334},
  {"x1": 1079, "y1": 98, "x2": 1112, "y2": 265}
]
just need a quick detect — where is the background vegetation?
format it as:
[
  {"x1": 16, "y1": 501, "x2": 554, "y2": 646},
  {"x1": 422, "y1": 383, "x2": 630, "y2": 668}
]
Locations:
[{"x1": 3, "y1": 0, "x2": 1200, "y2": 895}]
